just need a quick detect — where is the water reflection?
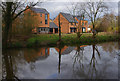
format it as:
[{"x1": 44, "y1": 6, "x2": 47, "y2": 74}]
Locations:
[
  {"x1": 2, "y1": 48, "x2": 50, "y2": 80},
  {"x1": 2, "y1": 51, "x2": 19, "y2": 81},
  {"x1": 73, "y1": 45, "x2": 86, "y2": 69},
  {"x1": 24, "y1": 48, "x2": 49, "y2": 63},
  {"x1": 58, "y1": 47, "x2": 61, "y2": 74},
  {"x1": 87, "y1": 45, "x2": 101, "y2": 78},
  {"x1": 72, "y1": 43, "x2": 118, "y2": 79},
  {"x1": 2, "y1": 42, "x2": 119, "y2": 79}
]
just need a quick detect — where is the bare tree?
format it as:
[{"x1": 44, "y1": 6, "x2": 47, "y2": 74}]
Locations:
[
  {"x1": 0, "y1": 0, "x2": 42, "y2": 49},
  {"x1": 66, "y1": 2, "x2": 86, "y2": 39},
  {"x1": 82, "y1": 1, "x2": 108, "y2": 38},
  {"x1": 76, "y1": 3, "x2": 86, "y2": 38}
]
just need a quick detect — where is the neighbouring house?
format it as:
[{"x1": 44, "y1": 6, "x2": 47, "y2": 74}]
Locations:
[
  {"x1": 24, "y1": 6, "x2": 50, "y2": 34},
  {"x1": 53, "y1": 12, "x2": 89, "y2": 34},
  {"x1": 53, "y1": 12, "x2": 78, "y2": 34}
]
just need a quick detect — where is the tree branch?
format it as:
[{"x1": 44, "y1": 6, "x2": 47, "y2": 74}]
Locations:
[{"x1": 12, "y1": 2, "x2": 38, "y2": 21}]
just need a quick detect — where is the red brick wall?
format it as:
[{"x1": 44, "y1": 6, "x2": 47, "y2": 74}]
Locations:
[
  {"x1": 53, "y1": 13, "x2": 70, "y2": 33},
  {"x1": 24, "y1": 8, "x2": 49, "y2": 28}
]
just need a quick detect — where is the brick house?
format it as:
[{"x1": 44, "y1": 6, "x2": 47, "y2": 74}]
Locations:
[
  {"x1": 53, "y1": 12, "x2": 88, "y2": 33},
  {"x1": 24, "y1": 7, "x2": 88, "y2": 34},
  {"x1": 53, "y1": 12, "x2": 78, "y2": 34},
  {"x1": 24, "y1": 6, "x2": 50, "y2": 34}
]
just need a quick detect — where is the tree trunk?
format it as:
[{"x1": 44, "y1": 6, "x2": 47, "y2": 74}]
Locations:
[
  {"x1": 77, "y1": 32, "x2": 80, "y2": 38},
  {"x1": 3, "y1": 52, "x2": 14, "y2": 80},
  {"x1": 92, "y1": 24, "x2": 96, "y2": 38},
  {"x1": 58, "y1": 14, "x2": 61, "y2": 42},
  {"x1": 3, "y1": 2, "x2": 13, "y2": 49},
  {"x1": 77, "y1": 20, "x2": 82, "y2": 39}
]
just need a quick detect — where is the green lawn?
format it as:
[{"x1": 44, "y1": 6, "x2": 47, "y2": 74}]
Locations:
[{"x1": 10, "y1": 32, "x2": 119, "y2": 48}]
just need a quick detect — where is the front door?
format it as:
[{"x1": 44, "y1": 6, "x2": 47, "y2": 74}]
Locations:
[{"x1": 55, "y1": 28, "x2": 58, "y2": 33}]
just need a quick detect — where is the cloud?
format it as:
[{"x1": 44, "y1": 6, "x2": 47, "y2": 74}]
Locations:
[
  {"x1": 35, "y1": 1, "x2": 119, "y2": 19},
  {"x1": 36, "y1": 2, "x2": 71, "y2": 19}
]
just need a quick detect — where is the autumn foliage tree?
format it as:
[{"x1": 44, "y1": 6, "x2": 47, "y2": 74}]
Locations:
[
  {"x1": 0, "y1": 1, "x2": 39, "y2": 49},
  {"x1": 95, "y1": 13, "x2": 118, "y2": 33},
  {"x1": 23, "y1": 11, "x2": 38, "y2": 35}
]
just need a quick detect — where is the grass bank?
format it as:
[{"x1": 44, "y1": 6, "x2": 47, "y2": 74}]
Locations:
[{"x1": 10, "y1": 32, "x2": 120, "y2": 48}]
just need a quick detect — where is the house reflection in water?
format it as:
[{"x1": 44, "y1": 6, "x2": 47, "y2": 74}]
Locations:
[
  {"x1": 24, "y1": 48, "x2": 50, "y2": 63},
  {"x1": 55, "y1": 45, "x2": 87, "y2": 55}
]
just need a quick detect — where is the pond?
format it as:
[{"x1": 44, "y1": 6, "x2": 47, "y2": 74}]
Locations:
[{"x1": 2, "y1": 42, "x2": 120, "y2": 79}]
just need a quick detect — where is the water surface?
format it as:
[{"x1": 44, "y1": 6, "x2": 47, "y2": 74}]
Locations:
[{"x1": 2, "y1": 42, "x2": 119, "y2": 79}]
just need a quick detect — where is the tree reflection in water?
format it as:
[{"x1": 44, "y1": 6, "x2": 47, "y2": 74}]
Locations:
[
  {"x1": 73, "y1": 45, "x2": 85, "y2": 72},
  {"x1": 98, "y1": 42, "x2": 118, "y2": 53},
  {"x1": 72, "y1": 44, "x2": 102, "y2": 79},
  {"x1": 2, "y1": 50, "x2": 20, "y2": 81},
  {"x1": 58, "y1": 47, "x2": 61, "y2": 74},
  {"x1": 88, "y1": 44, "x2": 101, "y2": 79},
  {"x1": 2, "y1": 48, "x2": 50, "y2": 80}
]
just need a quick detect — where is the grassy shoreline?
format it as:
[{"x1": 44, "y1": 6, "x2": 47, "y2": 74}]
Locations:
[{"x1": 9, "y1": 33, "x2": 120, "y2": 48}]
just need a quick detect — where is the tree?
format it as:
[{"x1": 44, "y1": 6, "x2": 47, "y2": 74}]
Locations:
[
  {"x1": 76, "y1": 3, "x2": 86, "y2": 38},
  {"x1": 82, "y1": 1, "x2": 108, "y2": 38},
  {"x1": 0, "y1": 1, "x2": 39, "y2": 49},
  {"x1": 66, "y1": 2, "x2": 85, "y2": 39},
  {"x1": 23, "y1": 10, "x2": 38, "y2": 36},
  {"x1": 118, "y1": 2, "x2": 120, "y2": 34},
  {"x1": 58, "y1": 14, "x2": 61, "y2": 42},
  {"x1": 95, "y1": 13, "x2": 118, "y2": 33}
]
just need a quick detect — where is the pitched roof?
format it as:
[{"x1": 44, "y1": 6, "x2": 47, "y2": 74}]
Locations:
[
  {"x1": 75, "y1": 16, "x2": 88, "y2": 21},
  {"x1": 49, "y1": 22, "x2": 58, "y2": 28},
  {"x1": 60, "y1": 12, "x2": 78, "y2": 23},
  {"x1": 31, "y1": 7, "x2": 49, "y2": 14},
  {"x1": 61, "y1": 46, "x2": 76, "y2": 55}
]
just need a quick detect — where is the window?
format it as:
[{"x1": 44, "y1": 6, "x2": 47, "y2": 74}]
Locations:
[
  {"x1": 40, "y1": 21, "x2": 42, "y2": 24},
  {"x1": 40, "y1": 14, "x2": 42, "y2": 17},
  {"x1": 45, "y1": 14, "x2": 48, "y2": 24}
]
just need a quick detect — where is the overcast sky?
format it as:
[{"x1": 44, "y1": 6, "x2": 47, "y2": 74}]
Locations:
[
  {"x1": 1, "y1": 0, "x2": 119, "y2": 19},
  {"x1": 33, "y1": 0, "x2": 119, "y2": 19}
]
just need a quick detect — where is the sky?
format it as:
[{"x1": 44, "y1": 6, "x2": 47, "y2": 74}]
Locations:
[
  {"x1": 33, "y1": 0, "x2": 119, "y2": 19},
  {"x1": 1, "y1": 0, "x2": 119, "y2": 19}
]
